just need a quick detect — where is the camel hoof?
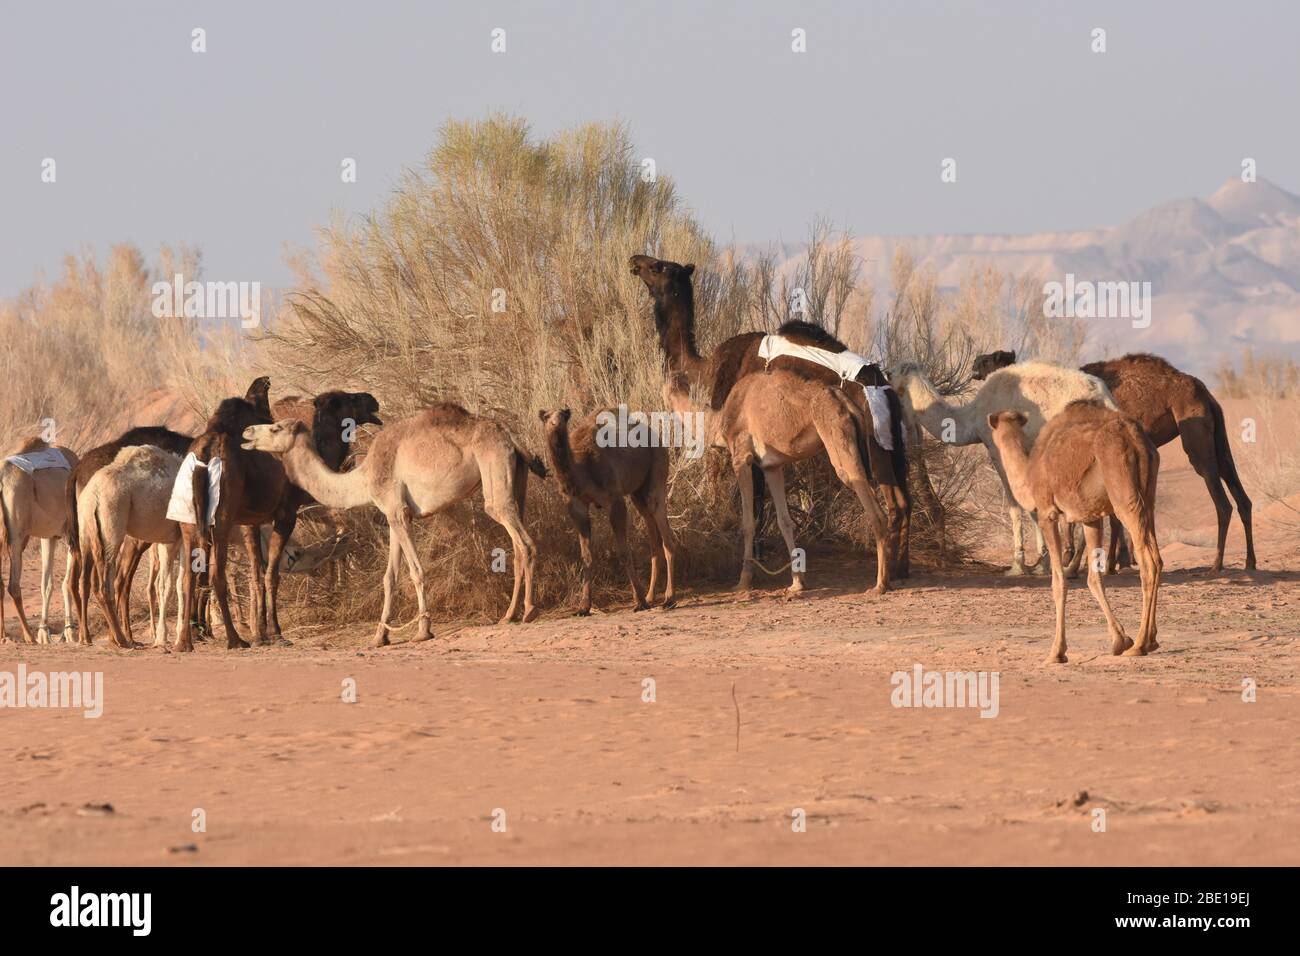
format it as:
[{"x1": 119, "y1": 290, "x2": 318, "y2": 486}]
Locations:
[
  {"x1": 372, "y1": 636, "x2": 390, "y2": 648},
  {"x1": 275, "y1": 637, "x2": 293, "y2": 648},
  {"x1": 36, "y1": 627, "x2": 51, "y2": 644},
  {"x1": 787, "y1": 580, "x2": 805, "y2": 594},
  {"x1": 1029, "y1": 562, "x2": 1049, "y2": 577},
  {"x1": 733, "y1": 578, "x2": 752, "y2": 593},
  {"x1": 1046, "y1": 653, "x2": 1068, "y2": 665},
  {"x1": 573, "y1": 608, "x2": 591, "y2": 618},
  {"x1": 228, "y1": 638, "x2": 251, "y2": 650},
  {"x1": 660, "y1": 596, "x2": 677, "y2": 610},
  {"x1": 172, "y1": 641, "x2": 194, "y2": 654},
  {"x1": 1003, "y1": 564, "x2": 1028, "y2": 578},
  {"x1": 1121, "y1": 644, "x2": 1147, "y2": 657},
  {"x1": 1111, "y1": 635, "x2": 1134, "y2": 655},
  {"x1": 632, "y1": 601, "x2": 649, "y2": 612},
  {"x1": 521, "y1": 606, "x2": 539, "y2": 624}
]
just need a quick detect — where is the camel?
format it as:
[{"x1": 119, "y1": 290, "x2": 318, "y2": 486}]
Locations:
[
  {"x1": 538, "y1": 408, "x2": 677, "y2": 614},
  {"x1": 974, "y1": 350, "x2": 1254, "y2": 572},
  {"x1": 175, "y1": 393, "x2": 291, "y2": 652},
  {"x1": 714, "y1": 366, "x2": 893, "y2": 595},
  {"x1": 77, "y1": 446, "x2": 185, "y2": 648},
  {"x1": 987, "y1": 403, "x2": 1162, "y2": 664},
  {"x1": 888, "y1": 361, "x2": 1117, "y2": 575},
  {"x1": 66, "y1": 425, "x2": 193, "y2": 643},
  {"x1": 628, "y1": 255, "x2": 920, "y2": 577},
  {"x1": 0, "y1": 438, "x2": 80, "y2": 644},
  {"x1": 241, "y1": 404, "x2": 545, "y2": 646}
]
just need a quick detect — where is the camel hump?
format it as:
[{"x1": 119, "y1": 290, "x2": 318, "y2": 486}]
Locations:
[
  {"x1": 775, "y1": 320, "x2": 848, "y2": 352},
  {"x1": 9, "y1": 436, "x2": 49, "y2": 455}
]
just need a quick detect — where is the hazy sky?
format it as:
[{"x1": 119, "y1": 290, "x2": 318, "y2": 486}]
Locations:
[{"x1": 2, "y1": 0, "x2": 1297, "y2": 296}]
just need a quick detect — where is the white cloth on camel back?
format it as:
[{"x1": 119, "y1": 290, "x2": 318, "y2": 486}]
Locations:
[
  {"x1": 166, "y1": 452, "x2": 223, "y2": 526},
  {"x1": 3, "y1": 447, "x2": 71, "y2": 474},
  {"x1": 757, "y1": 334, "x2": 898, "y2": 452}
]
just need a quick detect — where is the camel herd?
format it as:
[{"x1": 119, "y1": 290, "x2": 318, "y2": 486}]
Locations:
[{"x1": 0, "y1": 255, "x2": 1255, "y2": 664}]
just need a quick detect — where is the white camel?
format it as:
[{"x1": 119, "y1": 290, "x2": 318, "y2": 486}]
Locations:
[
  {"x1": 0, "y1": 438, "x2": 80, "y2": 643},
  {"x1": 888, "y1": 361, "x2": 1117, "y2": 574}
]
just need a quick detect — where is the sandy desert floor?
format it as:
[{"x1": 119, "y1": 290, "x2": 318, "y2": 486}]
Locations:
[{"x1": 1, "y1": 401, "x2": 1297, "y2": 866}]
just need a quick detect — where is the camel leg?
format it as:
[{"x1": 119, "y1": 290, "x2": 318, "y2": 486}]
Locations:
[
  {"x1": 762, "y1": 466, "x2": 804, "y2": 593},
  {"x1": 8, "y1": 536, "x2": 37, "y2": 644},
  {"x1": 115, "y1": 538, "x2": 148, "y2": 645},
  {"x1": 867, "y1": 436, "x2": 909, "y2": 578},
  {"x1": 813, "y1": 401, "x2": 891, "y2": 595},
  {"x1": 60, "y1": 543, "x2": 76, "y2": 642},
  {"x1": 262, "y1": 512, "x2": 296, "y2": 644},
  {"x1": 1214, "y1": 426, "x2": 1255, "y2": 570},
  {"x1": 37, "y1": 537, "x2": 55, "y2": 643},
  {"x1": 1026, "y1": 515, "x2": 1048, "y2": 574},
  {"x1": 1065, "y1": 522, "x2": 1086, "y2": 579},
  {"x1": 93, "y1": 536, "x2": 133, "y2": 650},
  {"x1": 632, "y1": 488, "x2": 676, "y2": 609},
  {"x1": 567, "y1": 499, "x2": 595, "y2": 616},
  {"x1": 1040, "y1": 516, "x2": 1069, "y2": 664},
  {"x1": 174, "y1": 530, "x2": 199, "y2": 653},
  {"x1": 1004, "y1": 494, "x2": 1029, "y2": 576},
  {"x1": 1078, "y1": 521, "x2": 1131, "y2": 655},
  {"x1": 634, "y1": 496, "x2": 661, "y2": 605},
  {"x1": 1177, "y1": 417, "x2": 1233, "y2": 573},
  {"x1": 210, "y1": 530, "x2": 247, "y2": 650},
  {"x1": 77, "y1": 536, "x2": 96, "y2": 644},
  {"x1": 372, "y1": 528, "x2": 401, "y2": 647},
  {"x1": 733, "y1": 457, "x2": 757, "y2": 592},
  {"x1": 154, "y1": 542, "x2": 176, "y2": 647},
  {"x1": 609, "y1": 498, "x2": 648, "y2": 611},
  {"x1": 239, "y1": 526, "x2": 265, "y2": 642},
  {"x1": 484, "y1": 457, "x2": 539, "y2": 625},
  {"x1": 1119, "y1": 504, "x2": 1163, "y2": 656},
  {"x1": 390, "y1": 508, "x2": 431, "y2": 643}
]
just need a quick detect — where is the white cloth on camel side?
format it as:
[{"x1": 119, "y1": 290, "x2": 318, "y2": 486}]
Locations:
[
  {"x1": 166, "y1": 453, "x2": 223, "y2": 527},
  {"x1": 3, "y1": 447, "x2": 71, "y2": 474},
  {"x1": 757, "y1": 334, "x2": 898, "y2": 451}
]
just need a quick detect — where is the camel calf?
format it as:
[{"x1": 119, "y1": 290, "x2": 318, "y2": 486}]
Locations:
[
  {"x1": 987, "y1": 402, "x2": 1162, "y2": 664},
  {"x1": 538, "y1": 408, "x2": 677, "y2": 614}
]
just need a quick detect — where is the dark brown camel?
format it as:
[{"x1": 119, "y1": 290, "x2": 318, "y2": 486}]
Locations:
[
  {"x1": 628, "y1": 254, "x2": 923, "y2": 576},
  {"x1": 973, "y1": 350, "x2": 1254, "y2": 572},
  {"x1": 175, "y1": 395, "x2": 289, "y2": 652}
]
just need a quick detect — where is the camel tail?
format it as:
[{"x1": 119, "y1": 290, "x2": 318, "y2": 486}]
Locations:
[
  {"x1": 192, "y1": 456, "x2": 213, "y2": 585},
  {"x1": 518, "y1": 446, "x2": 548, "y2": 479},
  {"x1": 886, "y1": 386, "x2": 908, "y2": 486}
]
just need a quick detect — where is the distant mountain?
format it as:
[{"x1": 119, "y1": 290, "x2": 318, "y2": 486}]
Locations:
[{"x1": 767, "y1": 178, "x2": 1300, "y2": 379}]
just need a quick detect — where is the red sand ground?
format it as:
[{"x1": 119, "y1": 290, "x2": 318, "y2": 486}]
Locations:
[{"x1": 0, "y1": 396, "x2": 1296, "y2": 866}]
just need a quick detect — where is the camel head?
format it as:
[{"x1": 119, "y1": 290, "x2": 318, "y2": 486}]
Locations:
[
  {"x1": 241, "y1": 418, "x2": 309, "y2": 454},
  {"x1": 314, "y1": 390, "x2": 383, "y2": 428},
  {"x1": 537, "y1": 408, "x2": 572, "y2": 432},
  {"x1": 986, "y1": 409, "x2": 1028, "y2": 439},
  {"x1": 244, "y1": 376, "x2": 272, "y2": 415},
  {"x1": 972, "y1": 350, "x2": 1016, "y2": 381},
  {"x1": 628, "y1": 254, "x2": 694, "y2": 302}
]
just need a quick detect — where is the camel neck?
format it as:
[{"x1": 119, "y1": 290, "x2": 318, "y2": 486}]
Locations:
[
  {"x1": 906, "y1": 376, "x2": 980, "y2": 445},
  {"x1": 992, "y1": 430, "x2": 1036, "y2": 511},
  {"x1": 281, "y1": 441, "x2": 372, "y2": 509},
  {"x1": 653, "y1": 287, "x2": 705, "y2": 383},
  {"x1": 544, "y1": 425, "x2": 595, "y2": 501}
]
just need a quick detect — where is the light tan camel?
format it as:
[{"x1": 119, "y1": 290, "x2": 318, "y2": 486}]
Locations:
[
  {"x1": 0, "y1": 438, "x2": 80, "y2": 644},
  {"x1": 242, "y1": 404, "x2": 544, "y2": 645},
  {"x1": 77, "y1": 446, "x2": 185, "y2": 648},
  {"x1": 888, "y1": 361, "x2": 1117, "y2": 575},
  {"x1": 708, "y1": 366, "x2": 893, "y2": 595},
  {"x1": 538, "y1": 408, "x2": 676, "y2": 614},
  {"x1": 988, "y1": 403, "x2": 1162, "y2": 664}
]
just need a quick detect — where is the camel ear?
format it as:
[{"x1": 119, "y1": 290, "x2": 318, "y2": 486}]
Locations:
[
  {"x1": 537, "y1": 410, "x2": 550, "y2": 423},
  {"x1": 683, "y1": 263, "x2": 695, "y2": 277},
  {"x1": 987, "y1": 413, "x2": 1001, "y2": 431}
]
